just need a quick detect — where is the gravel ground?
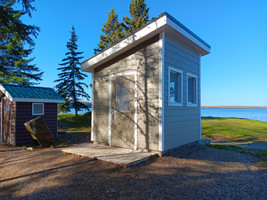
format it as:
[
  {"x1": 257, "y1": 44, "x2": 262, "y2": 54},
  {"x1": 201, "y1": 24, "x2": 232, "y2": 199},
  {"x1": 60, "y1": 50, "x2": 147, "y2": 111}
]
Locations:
[{"x1": 0, "y1": 144, "x2": 266, "y2": 200}]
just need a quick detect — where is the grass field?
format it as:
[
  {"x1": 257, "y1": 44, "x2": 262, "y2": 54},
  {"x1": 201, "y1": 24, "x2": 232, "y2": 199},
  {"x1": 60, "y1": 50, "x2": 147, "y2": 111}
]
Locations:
[
  {"x1": 202, "y1": 117, "x2": 267, "y2": 142},
  {"x1": 202, "y1": 117, "x2": 267, "y2": 161}
]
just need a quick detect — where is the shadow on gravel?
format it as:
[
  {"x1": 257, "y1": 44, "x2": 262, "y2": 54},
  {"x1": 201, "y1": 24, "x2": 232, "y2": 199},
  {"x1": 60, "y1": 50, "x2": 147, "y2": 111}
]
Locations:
[
  {"x1": 0, "y1": 145, "x2": 266, "y2": 200},
  {"x1": 0, "y1": 159, "x2": 95, "y2": 183}
]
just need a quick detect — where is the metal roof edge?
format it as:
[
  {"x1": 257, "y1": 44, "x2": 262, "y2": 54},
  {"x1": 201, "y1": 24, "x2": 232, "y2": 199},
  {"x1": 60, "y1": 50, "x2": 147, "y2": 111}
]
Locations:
[
  {"x1": 164, "y1": 12, "x2": 211, "y2": 49},
  {"x1": 12, "y1": 98, "x2": 65, "y2": 103},
  {"x1": 0, "y1": 84, "x2": 64, "y2": 102}
]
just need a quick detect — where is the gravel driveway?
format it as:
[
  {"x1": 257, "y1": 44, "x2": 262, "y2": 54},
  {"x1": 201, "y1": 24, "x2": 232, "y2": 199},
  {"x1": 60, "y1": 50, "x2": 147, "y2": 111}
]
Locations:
[{"x1": 0, "y1": 145, "x2": 266, "y2": 200}]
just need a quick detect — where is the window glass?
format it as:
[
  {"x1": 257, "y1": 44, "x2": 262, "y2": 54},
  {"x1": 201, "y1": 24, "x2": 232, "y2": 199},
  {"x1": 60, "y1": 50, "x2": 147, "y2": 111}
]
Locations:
[
  {"x1": 169, "y1": 71, "x2": 181, "y2": 104},
  {"x1": 188, "y1": 76, "x2": 196, "y2": 104},
  {"x1": 33, "y1": 104, "x2": 44, "y2": 115},
  {"x1": 115, "y1": 82, "x2": 130, "y2": 111}
]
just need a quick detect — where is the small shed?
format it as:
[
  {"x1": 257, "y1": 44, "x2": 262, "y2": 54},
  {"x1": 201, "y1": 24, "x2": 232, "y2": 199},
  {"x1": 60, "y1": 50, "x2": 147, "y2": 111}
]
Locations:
[
  {"x1": 0, "y1": 84, "x2": 64, "y2": 145},
  {"x1": 81, "y1": 12, "x2": 211, "y2": 153}
]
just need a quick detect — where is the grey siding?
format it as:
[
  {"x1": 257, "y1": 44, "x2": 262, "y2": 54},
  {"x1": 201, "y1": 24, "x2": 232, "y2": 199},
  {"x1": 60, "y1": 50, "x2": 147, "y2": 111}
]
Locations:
[
  {"x1": 93, "y1": 35, "x2": 160, "y2": 151},
  {"x1": 164, "y1": 33, "x2": 201, "y2": 150}
]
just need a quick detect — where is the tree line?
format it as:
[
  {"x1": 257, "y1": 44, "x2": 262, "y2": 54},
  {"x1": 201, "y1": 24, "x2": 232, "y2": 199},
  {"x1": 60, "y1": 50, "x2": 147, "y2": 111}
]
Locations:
[
  {"x1": 94, "y1": 0, "x2": 149, "y2": 54},
  {"x1": 0, "y1": 0, "x2": 150, "y2": 117}
]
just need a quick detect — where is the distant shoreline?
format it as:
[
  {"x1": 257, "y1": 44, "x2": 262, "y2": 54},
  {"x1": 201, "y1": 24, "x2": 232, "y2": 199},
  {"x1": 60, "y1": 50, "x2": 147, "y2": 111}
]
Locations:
[{"x1": 202, "y1": 106, "x2": 267, "y2": 109}]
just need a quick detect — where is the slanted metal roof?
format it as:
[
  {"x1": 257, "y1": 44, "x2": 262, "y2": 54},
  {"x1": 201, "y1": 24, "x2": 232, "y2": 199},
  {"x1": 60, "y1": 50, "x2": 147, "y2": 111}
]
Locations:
[
  {"x1": 0, "y1": 84, "x2": 64, "y2": 103},
  {"x1": 81, "y1": 12, "x2": 211, "y2": 73}
]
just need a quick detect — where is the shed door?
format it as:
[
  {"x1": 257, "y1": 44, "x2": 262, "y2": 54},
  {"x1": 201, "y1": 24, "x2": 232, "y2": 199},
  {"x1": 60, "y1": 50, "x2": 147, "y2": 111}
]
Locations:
[{"x1": 111, "y1": 75, "x2": 135, "y2": 148}]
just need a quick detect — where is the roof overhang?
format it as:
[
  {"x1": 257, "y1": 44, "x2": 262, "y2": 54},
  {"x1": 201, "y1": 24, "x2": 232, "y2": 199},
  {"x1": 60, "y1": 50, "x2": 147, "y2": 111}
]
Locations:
[
  {"x1": 81, "y1": 13, "x2": 211, "y2": 73},
  {"x1": 0, "y1": 84, "x2": 64, "y2": 103},
  {"x1": 12, "y1": 98, "x2": 65, "y2": 103}
]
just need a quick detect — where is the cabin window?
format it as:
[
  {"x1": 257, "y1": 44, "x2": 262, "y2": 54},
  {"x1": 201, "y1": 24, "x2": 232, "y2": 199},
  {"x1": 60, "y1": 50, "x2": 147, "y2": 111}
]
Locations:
[
  {"x1": 115, "y1": 82, "x2": 130, "y2": 111},
  {"x1": 187, "y1": 73, "x2": 197, "y2": 106},
  {"x1": 32, "y1": 103, "x2": 44, "y2": 115},
  {"x1": 168, "y1": 67, "x2": 183, "y2": 106}
]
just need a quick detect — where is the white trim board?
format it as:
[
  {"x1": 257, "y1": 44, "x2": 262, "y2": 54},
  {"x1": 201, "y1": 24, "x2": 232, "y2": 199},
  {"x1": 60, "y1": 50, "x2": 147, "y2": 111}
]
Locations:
[
  {"x1": 199, "y1": 55, "x2": 202, "y2": 140},
  {"x1": 158, "y1": 32, "x2": 165, "y2": 152},
  {"x1": 168, "y1": 66, "x2": 183, "y2": 107},
  {"x1": 91, "y1": 71, "x2": 94, "y2": 142},
  {"x1": 108, "y1": 71, "x2": 138, "y2": 150}
]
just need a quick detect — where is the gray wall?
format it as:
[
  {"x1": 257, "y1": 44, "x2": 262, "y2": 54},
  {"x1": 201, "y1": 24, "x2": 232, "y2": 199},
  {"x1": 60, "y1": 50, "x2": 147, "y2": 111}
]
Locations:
[
  {"x1": 93, "y1": 35, "x2": 160, "y2": 151},
  {"x1": 163, "y1": 33, "x2": 201, "y2": 150}
]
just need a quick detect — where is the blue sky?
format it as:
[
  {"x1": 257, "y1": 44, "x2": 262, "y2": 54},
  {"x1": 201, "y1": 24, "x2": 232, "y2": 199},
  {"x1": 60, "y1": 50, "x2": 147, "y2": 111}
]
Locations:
[{"x1": 24, "y1": 0, "x2": 267, "y2": 106}]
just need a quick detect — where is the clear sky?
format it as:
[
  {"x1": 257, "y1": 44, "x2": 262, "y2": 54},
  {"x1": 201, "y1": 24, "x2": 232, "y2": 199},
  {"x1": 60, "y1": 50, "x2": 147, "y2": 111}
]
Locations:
[{"x1": 24, "y1": 0, "x2": 267, "y2": 106}]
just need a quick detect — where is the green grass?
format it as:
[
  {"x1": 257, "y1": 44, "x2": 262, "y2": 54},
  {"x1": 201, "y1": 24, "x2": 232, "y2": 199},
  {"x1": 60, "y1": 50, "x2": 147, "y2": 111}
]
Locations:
[
  {"x1": 202, "y1": 117, "x2": 267, "y2": 142},
  {"x1": 202, "y1": 117, "x2": 267, "y2": 161},
  {"x1": 58, "y1": 112, "x2": 91, "y2": 132}
]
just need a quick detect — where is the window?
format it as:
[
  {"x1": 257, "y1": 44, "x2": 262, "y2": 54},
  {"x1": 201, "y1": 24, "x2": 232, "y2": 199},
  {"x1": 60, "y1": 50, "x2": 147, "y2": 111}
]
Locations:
[
  {"x1": 168, "y1": 67, "x2": 183, "y2": 106},
  {"x1": 115, "y1": 82, "x2": 130, "y2": 111},
  {"x1": 187, "y1": 73, "x2": 197, "y2": 106},
  {"x1": 32, "y1": 103, "x2": 44, "y2": 115}
]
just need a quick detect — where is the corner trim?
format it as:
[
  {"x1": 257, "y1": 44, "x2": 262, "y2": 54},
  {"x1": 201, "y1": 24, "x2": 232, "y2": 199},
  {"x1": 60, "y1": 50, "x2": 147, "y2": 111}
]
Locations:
[
  {"x1": 91, "y1": 71, "x2": 94, "y2": 142},
  {"x1": 199, "y1": 55, "x2": 202, "y2": 139},
  {"x1": 158, "y1": 32, "x2": 165, "y2": 152}
]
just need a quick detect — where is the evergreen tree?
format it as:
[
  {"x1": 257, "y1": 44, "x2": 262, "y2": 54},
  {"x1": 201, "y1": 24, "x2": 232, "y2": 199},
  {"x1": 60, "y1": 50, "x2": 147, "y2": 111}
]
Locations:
[
  {"x1": 0, "y1": 0, "x2": 43, "y2": 85},
  {"x1": 55, "y1": 26, "x2": 90, "y2": 118},
  {"x1": 94, "y1": 8, "x2": 125, "y2": 54},
  {"x1": 122, "y1": 0, "x2": 149, "y2": 34}
]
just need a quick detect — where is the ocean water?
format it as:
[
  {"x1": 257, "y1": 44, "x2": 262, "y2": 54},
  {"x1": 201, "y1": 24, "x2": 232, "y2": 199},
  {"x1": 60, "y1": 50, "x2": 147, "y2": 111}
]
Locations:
[{"x1": 201, "y1": 108, "x2": 267, "y2": 122}]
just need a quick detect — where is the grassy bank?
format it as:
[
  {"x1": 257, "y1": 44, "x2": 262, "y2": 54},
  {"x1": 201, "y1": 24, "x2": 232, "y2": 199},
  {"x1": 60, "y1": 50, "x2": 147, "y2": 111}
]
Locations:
[
  {"x1": 202, "y1": 117, "x2": 267, "y2": 142},
  {"x1": 202, "y1": 117, "x2": 267, "y2": 161}
]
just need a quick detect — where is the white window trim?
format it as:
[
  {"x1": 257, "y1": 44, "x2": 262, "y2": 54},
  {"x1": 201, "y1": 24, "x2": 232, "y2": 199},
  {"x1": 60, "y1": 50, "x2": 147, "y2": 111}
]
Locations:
[
  {"x1": 186, "y1": 73, "x2": 198, "y2": 107},
  {"x1": 168, "y1": 67, "x2": 183, "y2": 106},
  {"x1": 32, "y1": 103, "x2": 44, "y2": 115}
]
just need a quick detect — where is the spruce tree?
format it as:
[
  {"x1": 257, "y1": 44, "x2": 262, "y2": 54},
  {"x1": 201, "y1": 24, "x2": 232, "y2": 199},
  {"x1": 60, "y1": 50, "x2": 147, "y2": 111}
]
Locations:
[
  {"x1": 55, "y1": 26, "x2": 90, "y2": 118},
  {"x1": 94, "y1": 8, "x2": 125, "y2": 54},
  {"x1": 122, "y1": 0, "x2": 149, "y2": 34},
  {"x1": 0, "y1": 0, "x2": 43, "y2": 85}
]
